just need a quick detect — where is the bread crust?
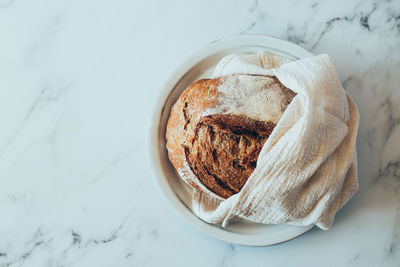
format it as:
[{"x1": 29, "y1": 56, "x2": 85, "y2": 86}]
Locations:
[{"x1": 166, "y1": 75, "x2": 295, "y2": 198}]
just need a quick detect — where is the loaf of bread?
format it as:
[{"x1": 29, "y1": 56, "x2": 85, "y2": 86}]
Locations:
[{"x1": 166, "y1": 74, "x2": 295, "y2": 198}]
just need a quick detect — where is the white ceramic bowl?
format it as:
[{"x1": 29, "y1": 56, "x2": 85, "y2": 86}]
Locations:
[{"x1": 148, "y1": 35, "x2": 314, "y2": 246}]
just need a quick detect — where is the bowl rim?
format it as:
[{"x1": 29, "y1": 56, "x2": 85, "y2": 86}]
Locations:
[{"x1": 147, "y1": 34, "x2": 315, "y2": 246}]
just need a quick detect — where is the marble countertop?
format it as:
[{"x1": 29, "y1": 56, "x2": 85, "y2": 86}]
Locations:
[{"x1": 0, "y1": 0, "x2": 399, "y2": 266}]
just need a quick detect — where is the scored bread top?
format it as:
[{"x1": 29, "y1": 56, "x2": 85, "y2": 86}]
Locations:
[{"x1": 166, "y1": 74, "x2": 295, "y2": 198}]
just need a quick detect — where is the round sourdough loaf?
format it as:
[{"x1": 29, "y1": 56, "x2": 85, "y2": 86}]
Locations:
[{"x1": 166, "y1": 74, "x2": 295, "y2": 199}]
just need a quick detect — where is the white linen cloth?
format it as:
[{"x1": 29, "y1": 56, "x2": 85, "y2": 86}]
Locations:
[{"x1": 191, "y1": 52, "x2": 359, "y2": 230}]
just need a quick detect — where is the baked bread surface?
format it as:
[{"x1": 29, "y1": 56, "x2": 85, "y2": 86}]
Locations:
[{"x1": 166, "y1": 75, "x2": 295, "y2": 198}]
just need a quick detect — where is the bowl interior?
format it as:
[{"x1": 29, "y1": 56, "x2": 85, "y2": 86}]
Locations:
[{"x1": 150, "y1": 35, "x2": 314, "y2": 246}]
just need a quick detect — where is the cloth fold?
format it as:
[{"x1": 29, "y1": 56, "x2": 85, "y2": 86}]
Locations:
[{"x1": 191, "y1": 52, "x2": 359, "y2": 230}]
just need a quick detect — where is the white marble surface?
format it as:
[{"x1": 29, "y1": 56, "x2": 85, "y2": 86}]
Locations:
[{"x1": 0, "y1": 0, "x2": 399, "y2": 266}]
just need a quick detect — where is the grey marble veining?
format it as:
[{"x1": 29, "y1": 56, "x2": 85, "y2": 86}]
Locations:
[{"x1": 0, "y1": 0, "x2": 399, "y2": 266}]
